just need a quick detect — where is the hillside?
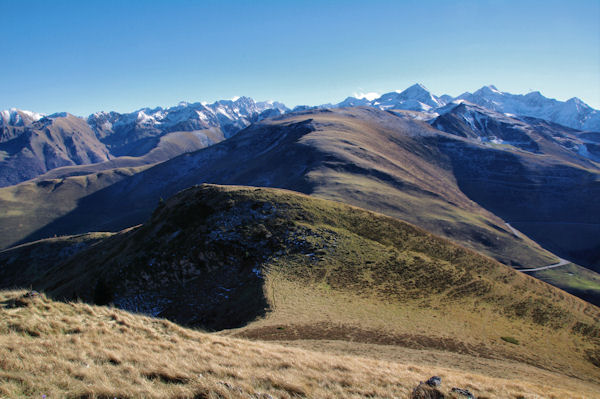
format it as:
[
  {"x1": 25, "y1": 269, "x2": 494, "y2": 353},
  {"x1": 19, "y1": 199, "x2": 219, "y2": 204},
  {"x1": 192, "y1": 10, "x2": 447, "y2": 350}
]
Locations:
[
  {"x1": 0, "y1": 232, "x2": 114, "y2": 290},
  {"x1": 2, "y1": 289, "x2": 598, "y2": 398},
  {"x1": 0, "y1": 108, "x2": 561, "y2": 269},
  {"x1": 7, "y1": 185, "x2": 593, "y2": 385},
  {"x1": 0, "y1": 165, "x2": 151, "y2": 251}
]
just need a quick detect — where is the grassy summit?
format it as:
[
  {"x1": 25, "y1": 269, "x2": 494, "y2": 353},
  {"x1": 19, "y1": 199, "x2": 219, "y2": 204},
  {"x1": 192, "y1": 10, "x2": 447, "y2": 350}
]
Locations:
[{"x1": 3, "y1": 184, "x2": 592, "y2": 385}]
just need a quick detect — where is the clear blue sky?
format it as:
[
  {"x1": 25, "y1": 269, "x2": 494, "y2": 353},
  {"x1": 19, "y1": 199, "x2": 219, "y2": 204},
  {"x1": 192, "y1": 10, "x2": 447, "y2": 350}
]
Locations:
[{"x1": 1, "y1": 0, "x2": 599, "y2": 115}]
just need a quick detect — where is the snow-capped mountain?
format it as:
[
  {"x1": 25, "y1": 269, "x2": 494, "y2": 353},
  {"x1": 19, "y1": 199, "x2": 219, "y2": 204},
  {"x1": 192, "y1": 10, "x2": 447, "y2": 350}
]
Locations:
[
  {"x1": 88, "y1": 97, "x2": 289, "y2": 156},
  {"x1": 2, "y1": 85, "x2": 599, "y2": 188},
  {"x1": 330, "y1": 84, "x2": 600, "y2": 132},
  {"x1": 0, "y1": 97, "x2": 289, "y2": 186},
  {"x1": 336, "y1": 96, "x2": 373, "y2": 108},
  {"x1": 456, "y1": 85, "x2": 600, "y2": 131},
  {"x1": 432, "y1": 101, "x2": 600, "y2": 163},
  {"x1": 0, "y1": 112, "x2": 111, "y2": 186},
  {"x1": 371, "y1": 83, "x2": 448, "y2": 111},
  {"x1": 333, "y1": 84, "x2": 448, "y2": 112},
  {"x1": 0, "y1": 108, "x2": 45, "y2": 142}
]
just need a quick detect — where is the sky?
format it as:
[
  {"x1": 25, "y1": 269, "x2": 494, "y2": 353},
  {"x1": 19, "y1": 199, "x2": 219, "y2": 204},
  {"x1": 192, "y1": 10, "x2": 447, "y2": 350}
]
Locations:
[{"x1": 1, "y1": 0, "x2": 599, "y2": 115}]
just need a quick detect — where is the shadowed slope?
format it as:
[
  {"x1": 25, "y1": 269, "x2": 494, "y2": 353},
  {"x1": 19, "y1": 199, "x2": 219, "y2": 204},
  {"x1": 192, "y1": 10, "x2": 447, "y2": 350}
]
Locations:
[
  {"x1": 4, "y1": 108, "x2": 558, "y2": 268},
  {"x1": 0, "y1": 232, "x2": 114, "y2": 290}
]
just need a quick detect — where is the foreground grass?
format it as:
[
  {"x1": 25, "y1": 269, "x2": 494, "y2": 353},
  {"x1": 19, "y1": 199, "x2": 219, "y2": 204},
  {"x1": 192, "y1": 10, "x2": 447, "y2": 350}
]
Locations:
[{"x1": 1, "y1": 290, "x2": 598, "y2": 399}]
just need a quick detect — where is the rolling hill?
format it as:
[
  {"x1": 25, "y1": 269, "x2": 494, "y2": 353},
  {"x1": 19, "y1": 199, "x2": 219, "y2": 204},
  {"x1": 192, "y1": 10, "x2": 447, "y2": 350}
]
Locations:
[
  {"x1": 0, "y1": 107, "x2": 563, "y2": 269},
  {"x1": 1, "y1": 184, "x2": 598, "y2": 397}
]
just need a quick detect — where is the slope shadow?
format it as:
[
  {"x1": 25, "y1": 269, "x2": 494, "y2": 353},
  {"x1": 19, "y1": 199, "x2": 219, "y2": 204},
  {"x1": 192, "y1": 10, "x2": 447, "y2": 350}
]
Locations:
[
  {"x1": 436, "y1": 134, "x2": 600, "y2": 270},
  {"x1": 16, "y1": 120, "x2": 316, "y2": 247}
]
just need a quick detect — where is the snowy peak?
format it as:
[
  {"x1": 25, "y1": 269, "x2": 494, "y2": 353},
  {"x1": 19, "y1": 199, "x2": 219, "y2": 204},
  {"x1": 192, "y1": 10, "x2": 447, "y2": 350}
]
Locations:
[
  {"x1": 86, "y1": 96, "x2": 290, "y2": 156},
  {"x1": 370, "y1": 83, "x2": 446, "y2": 112},
  {"x1": 473, "y1": 85, "x2": 501, "y2": 96},
  {"x1": 458, "y1": 85, "x2": 600, "y2": 131},
  {"x1": 400, "y1": 83, "x2": 433, "y2": 98},
  {"x1": 432, "y1": 99, "x2": 600, "y2": 165},
  {"x1": 0, "y1": 108, "x2": 45, "y2": 128},
  {"x1": 337, "y1": 96, "x2": 372, "y2": 108}
]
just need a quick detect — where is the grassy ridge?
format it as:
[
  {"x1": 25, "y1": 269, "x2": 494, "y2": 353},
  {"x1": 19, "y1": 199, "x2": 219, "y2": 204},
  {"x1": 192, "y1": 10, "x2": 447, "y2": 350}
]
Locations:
[
  {"x1": 0, "y1": 232, "x2": 114, "y2": 290},
  {"x1": 17, "y1": 184, "x2": 598, "y2": 382},
  {"x1": 0, "y1": 108, "x2": 559, "y2": 270}
]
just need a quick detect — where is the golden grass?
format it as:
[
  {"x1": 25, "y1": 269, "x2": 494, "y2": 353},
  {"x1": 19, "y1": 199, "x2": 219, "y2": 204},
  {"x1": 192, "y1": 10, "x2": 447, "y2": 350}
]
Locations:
[
  {"x1": 230, "y1": 271, "x2": 600, "y2": 381},
  {"x1": 1, "y1": 290, "x2": 598, "y2": 399},
  {"x1": 18, "y1": 184, "x2": 599, "y2": 385}
]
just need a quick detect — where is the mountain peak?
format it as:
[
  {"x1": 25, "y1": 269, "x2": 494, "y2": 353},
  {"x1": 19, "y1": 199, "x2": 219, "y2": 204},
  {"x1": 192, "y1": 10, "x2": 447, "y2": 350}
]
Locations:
[
  {"x1": 475, "y1": 85, "x2": 501, "y2": 95},
  {"x1": 0, "y1": 108, "x2": 45, "y2": 127},
  {"x1": 401, "y1": 83, "x2": 431, "y2": 95}
]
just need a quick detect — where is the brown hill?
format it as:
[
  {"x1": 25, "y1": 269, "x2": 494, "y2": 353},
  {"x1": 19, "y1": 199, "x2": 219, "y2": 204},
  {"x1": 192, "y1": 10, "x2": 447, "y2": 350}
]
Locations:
[
  {"x1": 0, "y1": 113, "x2": 111, "y2": 186},
  {"x1": 16, "y1": 185, "x2": 599, "y2": 384}
]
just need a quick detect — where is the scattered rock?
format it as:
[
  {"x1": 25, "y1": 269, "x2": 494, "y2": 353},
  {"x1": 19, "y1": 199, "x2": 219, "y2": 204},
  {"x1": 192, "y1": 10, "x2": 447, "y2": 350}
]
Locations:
[
  {"x1": 451, "y1": 387, "x2": 475, "y2": 398},
  {"x1": 426, "y1": 376, "x2": 442, "y2": 387},
  {"x1": 411, "y1": 382, "x2": 445, "y2": 399}
]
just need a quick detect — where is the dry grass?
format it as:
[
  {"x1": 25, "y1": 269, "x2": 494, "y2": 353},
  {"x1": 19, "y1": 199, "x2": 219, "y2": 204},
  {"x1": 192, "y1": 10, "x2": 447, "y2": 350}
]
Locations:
[
  {"x1": 1, "y1": 290, "x2": 598, "y2": 399},
  {"x1": 10, "y1": 184, "x2": 599, "y2": 388},
  {"x1": 230, "y1": 272, "x2": 600, "y2": 381}
]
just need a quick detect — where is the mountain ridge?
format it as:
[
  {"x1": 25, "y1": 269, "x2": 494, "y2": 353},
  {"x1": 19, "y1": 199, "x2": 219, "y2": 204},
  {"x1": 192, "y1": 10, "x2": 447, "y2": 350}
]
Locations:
[
  {"x1": 3, "y1": 84, "x2": 598, "y2": 187},
  {"x1": 3, "y1": 184, "x2": 598, "y2": 383}
]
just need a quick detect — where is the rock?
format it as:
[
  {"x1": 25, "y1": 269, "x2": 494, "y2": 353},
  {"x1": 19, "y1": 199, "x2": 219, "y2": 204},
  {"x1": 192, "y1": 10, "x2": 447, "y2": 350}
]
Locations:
[
  {"x1": 426, "y1": 376, "x2": 442, "y2": 387},
  {"x1": 411, "y1": 382, "x2": 445, "y2": 399},
  {"x1": 451, "y1": 387, "x2": 475, "y2": 398}
]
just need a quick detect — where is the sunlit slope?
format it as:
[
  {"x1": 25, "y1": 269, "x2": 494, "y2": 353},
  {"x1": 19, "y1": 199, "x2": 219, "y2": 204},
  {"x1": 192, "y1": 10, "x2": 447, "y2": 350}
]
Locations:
[
  {"x1": 27, "y1": 185, "x2": 600, "y2": 381},
  {"x1": 2, "y1": 108, "x2": 559, "y2": 268},
  {"x1": 1, "y1": 290, "x2": 597, "y2": 398}
]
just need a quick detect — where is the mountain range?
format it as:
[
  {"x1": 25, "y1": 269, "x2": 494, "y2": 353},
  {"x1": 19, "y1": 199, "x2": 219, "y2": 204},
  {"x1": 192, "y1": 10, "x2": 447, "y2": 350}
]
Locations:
[
  {"x1": 1, "y1": 105, "x2": 598, "y2": 274},
  {"x1": 0, "y1": 98, "x2": 288, "y2": 186},
  {"x1": 1, "y1": 86, "x2": 599, "y2": 287},
  {"x1": 1, "y1": 84, "x2": 598, "y2": 187}
]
